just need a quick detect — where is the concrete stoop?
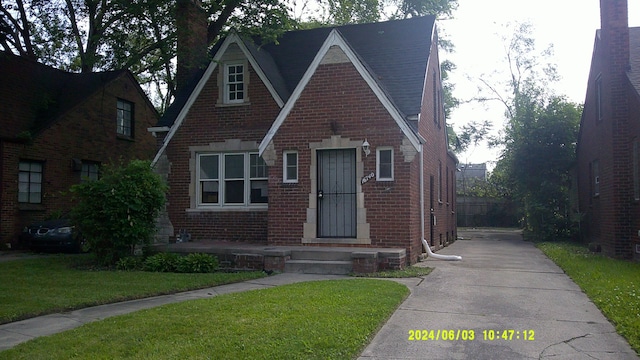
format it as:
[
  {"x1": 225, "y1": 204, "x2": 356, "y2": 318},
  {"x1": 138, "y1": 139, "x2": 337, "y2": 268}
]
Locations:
[{"x1": 156, "y1": 242, "x2": 407, "y2": 274}]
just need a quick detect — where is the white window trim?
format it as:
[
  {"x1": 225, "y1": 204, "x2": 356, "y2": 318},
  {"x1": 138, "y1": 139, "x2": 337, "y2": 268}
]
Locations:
[
  {"x1": 224, "y1": 63, "x2": 246, "y2": 104},
  {"x1": 283, "y1": 151, "x2": 298, "y2": 183},
  {"x1": 196, "y1": 152, "x2": 267, "y2": 209},
  {"x1": 376, "y1": 147, "x2": 394, "y2": 181}
]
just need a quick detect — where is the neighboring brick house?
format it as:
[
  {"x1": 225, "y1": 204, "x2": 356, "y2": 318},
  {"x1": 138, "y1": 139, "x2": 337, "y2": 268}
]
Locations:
[
  {"x1": 151, "y1": 10, "x2": 457, "y2": 265},
  {"x1": 0, "y1": 52, "x2": 158, "y2": 247},
  {"x1": 576, "y1": 0, "x2": 640, "y2": 259}
]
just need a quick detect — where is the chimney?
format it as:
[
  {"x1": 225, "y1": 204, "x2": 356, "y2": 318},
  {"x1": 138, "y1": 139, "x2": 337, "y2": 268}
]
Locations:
[
  {"x1": 600, "y1": 0, "x2": 630, "y2": 71},
  {"x1": 176, "y1": 0, "x2": 209, "y2": 93}
]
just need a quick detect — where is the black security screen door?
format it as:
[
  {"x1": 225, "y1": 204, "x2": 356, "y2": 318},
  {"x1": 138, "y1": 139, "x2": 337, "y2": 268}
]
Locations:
[{"x1": 317, "y1": 149, "x2": 356, "y2": 238}]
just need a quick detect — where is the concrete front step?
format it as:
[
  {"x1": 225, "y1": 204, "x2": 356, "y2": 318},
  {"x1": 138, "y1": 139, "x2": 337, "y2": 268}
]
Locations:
[
  {"x1": 284, "y1": 259, "x2": 353, "y2": 275},
  {"x1": 289, "y1": 249, "x2": 355, "y2": 261}
]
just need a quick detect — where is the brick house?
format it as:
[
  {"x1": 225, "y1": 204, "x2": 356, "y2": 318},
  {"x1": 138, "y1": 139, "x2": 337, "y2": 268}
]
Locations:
[
  {"x1": 576, "y1": 0, "x2": 640, "y2": 259},
  {"x1": 151, "y1": 7, "x2": 457, "y2": 267},
  {"x1": 0, "y1": 52, "x2": 158, "y2": 247}
]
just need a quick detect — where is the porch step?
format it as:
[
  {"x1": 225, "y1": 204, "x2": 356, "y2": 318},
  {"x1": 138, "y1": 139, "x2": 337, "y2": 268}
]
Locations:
[
  {"x1": 284, "y1": 260, "x2": 353, "y2": 275},
  {"x1": 289, "y1": 249, "x2": 353, "y2": 261}
]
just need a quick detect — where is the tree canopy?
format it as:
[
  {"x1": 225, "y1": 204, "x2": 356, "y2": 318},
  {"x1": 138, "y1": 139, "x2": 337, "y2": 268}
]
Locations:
[
  {"x1": 1, "y1": 0, "x2": 458, "y2": 111},
  {"x1": 472, "y1": 22, "x2": 582, "y2": 240}
]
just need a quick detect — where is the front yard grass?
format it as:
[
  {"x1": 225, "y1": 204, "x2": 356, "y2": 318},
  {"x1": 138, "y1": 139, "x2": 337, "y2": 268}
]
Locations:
[
  {"x1": 0, "y1": 254, "x2": 265, "y2": 324},
  {"x1": 0, "y1": 279, "x2": 409, "y2": 359},
  {"x1": 537, "y1": 242, "x2": 640, "y2": 352}
]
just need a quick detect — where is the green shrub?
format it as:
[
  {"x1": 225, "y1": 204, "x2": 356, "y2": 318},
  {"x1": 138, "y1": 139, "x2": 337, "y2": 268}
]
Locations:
[
  {"x1": 143, "y1": 253, "x2": 181, "y2": 272},
  {"x1": 176, "y1": 253, "x2": 219, "y2": 273},
  {"x1": 70, "y1": 160, "x2": 167, "y2": 266},
  {"x1": 115, "y1": 256, "x2": 144, "y2": 271}
]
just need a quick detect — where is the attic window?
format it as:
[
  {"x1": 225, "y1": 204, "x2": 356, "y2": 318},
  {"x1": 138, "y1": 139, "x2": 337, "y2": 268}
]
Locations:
[{"x1": 224, "y1": 64, "x2": 245, "y2": 104}]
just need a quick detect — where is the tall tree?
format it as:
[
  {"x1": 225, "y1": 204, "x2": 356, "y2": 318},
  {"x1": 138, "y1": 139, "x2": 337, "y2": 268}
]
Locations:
[{"x1": 477, "y1": 22, "x2": 581, "y2": 240}]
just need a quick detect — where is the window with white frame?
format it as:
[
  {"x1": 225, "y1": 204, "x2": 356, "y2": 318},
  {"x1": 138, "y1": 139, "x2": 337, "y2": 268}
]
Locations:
[
  {"x1": 18, "y1": 161, "x2": 43, "y2": 203},
  {"x1": 224, "y1": 64, "x2": 245, "y2": 104},
  {"x1": 197, "y1": 153, "x2": 267, "y2": 207},
  {"x1": 117, "y1": 99, "x2": 134, "y2": 137},
  {"x1": 283, "y1": 151, "x2": 298, "y2": 183},
  {"x1": 377, "y1": 147, "x2": 393, "y2": 181}
]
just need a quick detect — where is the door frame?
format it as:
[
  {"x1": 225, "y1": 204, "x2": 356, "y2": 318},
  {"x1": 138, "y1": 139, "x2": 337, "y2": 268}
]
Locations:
[{"x1": 302, "y1": 136, "x2": 370, "y2": 244}]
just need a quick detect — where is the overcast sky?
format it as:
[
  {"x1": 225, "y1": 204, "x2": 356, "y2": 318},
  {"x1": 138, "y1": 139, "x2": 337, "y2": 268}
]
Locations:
[{"x1": 440, "y1": 0, "x2": 640, "y2": 168}]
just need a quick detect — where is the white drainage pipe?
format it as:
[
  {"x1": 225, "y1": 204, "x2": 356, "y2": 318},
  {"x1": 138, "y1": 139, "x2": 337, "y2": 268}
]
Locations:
[{"x1": 422, "y1": 238, "x2": 462, "y2": 261}]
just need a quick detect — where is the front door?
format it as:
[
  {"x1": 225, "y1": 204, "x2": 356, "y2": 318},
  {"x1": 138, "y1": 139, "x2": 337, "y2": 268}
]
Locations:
[{"x1": 317, "y1": 149, "x2": 356, "y2": 238}]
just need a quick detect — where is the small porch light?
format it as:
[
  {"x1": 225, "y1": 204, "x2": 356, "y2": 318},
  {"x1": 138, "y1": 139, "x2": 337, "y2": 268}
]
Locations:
[{"x1": 362, "y1": 139, "x2": 370, "y2": 157}]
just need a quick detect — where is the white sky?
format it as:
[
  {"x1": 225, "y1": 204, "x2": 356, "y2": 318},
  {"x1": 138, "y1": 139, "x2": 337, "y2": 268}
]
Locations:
[{"x1": 440, "y1": 0, "x2": 640, "y2": 169}]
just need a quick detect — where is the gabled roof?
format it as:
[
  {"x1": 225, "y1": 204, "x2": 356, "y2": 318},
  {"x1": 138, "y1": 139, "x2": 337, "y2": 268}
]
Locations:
[
  {"x1": 628, "y1": 27, "x2": 640, "y2": 94},
  {"x1": 0, "y1": 52, "x2": 129, "y2": 140},
  {"x1": 156, "y1": 16, "x2": 436, "y2": 129}
]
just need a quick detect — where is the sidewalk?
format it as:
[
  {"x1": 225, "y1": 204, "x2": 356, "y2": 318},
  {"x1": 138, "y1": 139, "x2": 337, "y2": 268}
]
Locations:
[{"x1": 359, "y1": 229, "x2": 639, "y2": 359}]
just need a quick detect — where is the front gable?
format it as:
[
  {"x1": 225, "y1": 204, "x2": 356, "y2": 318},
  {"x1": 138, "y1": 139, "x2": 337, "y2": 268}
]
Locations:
[
  {"x1": 258, "y1": 29, "x2": 422, "y2": 162},
  {"x1": 152, "y1": 33, "x2": 285, "y2": 165}
]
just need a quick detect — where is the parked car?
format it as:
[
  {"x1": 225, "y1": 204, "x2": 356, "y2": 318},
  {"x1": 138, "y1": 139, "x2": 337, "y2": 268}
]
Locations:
[{"x1": 21, "y1": 218, "x2": 89, "y2": 253}]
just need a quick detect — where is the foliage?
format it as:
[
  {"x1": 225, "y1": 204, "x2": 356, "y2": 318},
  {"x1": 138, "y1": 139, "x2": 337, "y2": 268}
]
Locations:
[
  {"x1": 0, "y1": 254, "x2": 266, "y2": 324},
  {"x1": 538, "y1": 242, "x2": 640, "y2": 352},
  {"x1": 70, "y1": 160, "x2": 167, "y2": 266},
  {"x1": 473, "y1": 21, "x2": 581, "y2": 241},
  {"x1": 0, "y1": 279, "x2": 409, "y2": 359},
  {"x1": 2, "y1": 0, "x2": 459, "y2": 112},
  {"x1": 115, "y1": 256, "x2": 144, "y2": 271},
  {"x1": 175, "y1": 252, "x2": 219, "y2": 273},
  {"x1": 141, "y1": 252, "x2": 219, "y2": 273},
  {"x1": 0, "y1": 0, "x2": 294, "y2": 111},
  {"x1": 143, "y1": 252, "x2": 181, "y2": 272}
]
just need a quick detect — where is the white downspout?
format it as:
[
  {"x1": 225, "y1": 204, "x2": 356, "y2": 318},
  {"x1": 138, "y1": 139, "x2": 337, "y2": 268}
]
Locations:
[{"x1": 420, "y1": 144, "x2": 462, "y2": 261}]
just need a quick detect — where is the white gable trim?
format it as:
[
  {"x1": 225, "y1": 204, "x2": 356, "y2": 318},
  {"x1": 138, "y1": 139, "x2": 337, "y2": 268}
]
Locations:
[
  {"x1": 151, "y1": 32, "x2": 284, "y2": 166},
  {"x1": 258, "y1": 29, "x2": 421, "y2": 155}
]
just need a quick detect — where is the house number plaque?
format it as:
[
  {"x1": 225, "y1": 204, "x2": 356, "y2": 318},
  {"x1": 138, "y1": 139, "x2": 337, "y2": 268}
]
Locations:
[{"x1": 361, "y1": 172, "x2": 375, "y2": 185}]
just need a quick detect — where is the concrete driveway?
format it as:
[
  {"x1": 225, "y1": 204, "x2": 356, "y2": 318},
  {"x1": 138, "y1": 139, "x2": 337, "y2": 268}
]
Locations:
[{"x1": 359, "y1": 228, "x2": 638, "y2": 359}]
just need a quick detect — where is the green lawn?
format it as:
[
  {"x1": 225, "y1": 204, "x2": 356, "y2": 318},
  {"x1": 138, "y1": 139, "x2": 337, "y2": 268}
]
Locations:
[
  {"x1": 0, "y1": 279, "x2": 409, "y2": 359},
  {"x1": 0, "y1": 254, "x2": 265, "y2": 324},
  {"x1": 537, "y1": 242, "x2": 640, "y2": 352}
]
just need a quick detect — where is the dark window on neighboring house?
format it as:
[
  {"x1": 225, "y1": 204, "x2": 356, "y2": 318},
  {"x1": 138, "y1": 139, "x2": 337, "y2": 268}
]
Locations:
[
  {"x1": 18, "y1": 161, "x2": 43, "y2": 203},
  {"x1": 117, "y1": 99, "x2": 134, "y2": 137},
  {"x1": 81, "y1": 162, "x2": 100, "y2": 182},
  {"x1": 596, "y1": 75, "x2": 603, "y2": 123}
]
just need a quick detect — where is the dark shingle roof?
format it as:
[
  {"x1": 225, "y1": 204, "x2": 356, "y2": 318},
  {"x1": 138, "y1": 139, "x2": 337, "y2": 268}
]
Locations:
[
  {"x1": 158, "y1": 16, "x2": 436, "y2": 128},
  {"x1": 628, "y1": 27, "x2": 640, "y2": 93},
  {"x1": 0, "y1": 52, "x2": 125, "y2": 139}
]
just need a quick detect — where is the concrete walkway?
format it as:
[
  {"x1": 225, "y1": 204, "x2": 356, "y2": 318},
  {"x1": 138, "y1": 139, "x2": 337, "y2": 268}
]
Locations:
[
  {"x1": 359, "y1": 229, "x2": 638, "y2": 359},
  {"x1": 1, "y1": 229, "x2": 638, "y2": 359}
]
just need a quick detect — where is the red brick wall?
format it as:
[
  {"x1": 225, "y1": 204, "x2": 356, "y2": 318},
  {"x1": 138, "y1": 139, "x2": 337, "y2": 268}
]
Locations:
[
  {"x1": 1, "y1": 73, "x2": 158, "y2": 245},
  {"x1": 163, "y1": 62, "x2": 280, "y2": 242},
  {"x1": 577, "y1": 0, "x2": 637, "y2": 258},
  {"x1": 418, "y1": 30, "x2": 457, "y2": 256},
  {"x1": 267, "y1": 60, "x2": 416, "y2": 257}
]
